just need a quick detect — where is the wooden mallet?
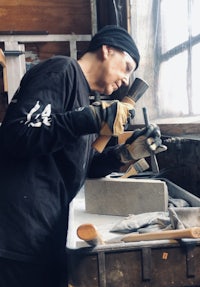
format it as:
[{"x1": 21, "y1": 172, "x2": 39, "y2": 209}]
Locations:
[
  {"x1": 77, "y1": 223, "x2": 200, "y2": 247},
  {"x1": 92, "y1": 78, "x2": 149, "y2": 153}
]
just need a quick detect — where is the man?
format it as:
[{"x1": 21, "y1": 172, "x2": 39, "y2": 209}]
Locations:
[{"x1": 0, "y1": 25, "x2": 166, "y2": 286}]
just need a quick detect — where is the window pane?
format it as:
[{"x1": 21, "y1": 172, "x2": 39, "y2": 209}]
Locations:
[
  {"x1": 191, "y1": 0, "x2": 200, "y2": 36},
  {"x1": 161, "y1": 0, "x2": 188, "y2": 52},
  {"x1": 158, "y1": 52, "x2": 188, "y2": 116},
  {"x1": 192, "y1": 44, "x2": 200, "y2": 114},
  {"x1": 130, "y1": 0, "x2": 200, "y2": 122}
]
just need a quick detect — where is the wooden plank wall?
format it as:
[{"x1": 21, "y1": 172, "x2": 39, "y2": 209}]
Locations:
[
  {"x1": 0, "y1": 0, "x2": 92, "y2": 58},
  {"x1": 0, "y1": 0, "x2": 91, "y2": 34},
  {"x1": 0, "y1": 0, "x2": 92, "y2": 119}
]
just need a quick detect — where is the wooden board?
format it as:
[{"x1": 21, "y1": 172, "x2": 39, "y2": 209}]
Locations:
[{"x1": 0, "y1": 0, "x2": 91, "y2": 34}]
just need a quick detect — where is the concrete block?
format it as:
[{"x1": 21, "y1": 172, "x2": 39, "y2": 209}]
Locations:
[{"x1": 85, "y1": 178, "x2": 168, "y2": 216}]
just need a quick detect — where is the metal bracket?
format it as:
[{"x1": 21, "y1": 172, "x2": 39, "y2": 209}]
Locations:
[
  {"x1": 185, "y1": 242, "x2": 196, "y2": 277},
  {"x1": 141, "y1": 247, "x2": 152, "y2": 281},
  {"x1": 4, "y1": 51, "x2": 25, "y2": 56},
  {"x1": 97, "y1": 251, "x2": 107, "y2": 287}
]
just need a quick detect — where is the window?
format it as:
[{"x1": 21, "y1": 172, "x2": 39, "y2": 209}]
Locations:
[{"x1": 130, "y1": 0, "x2": 200, "y2": 124}]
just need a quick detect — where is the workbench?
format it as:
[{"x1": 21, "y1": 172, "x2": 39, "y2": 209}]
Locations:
[{"x1": 67, "y1": 179, "x2": 200, "y2": 287}]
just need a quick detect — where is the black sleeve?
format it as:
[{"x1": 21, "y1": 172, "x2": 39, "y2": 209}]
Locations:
[
  {"x1": 0, "y1": 59, "x2": 97, "y2": 158},
  {"x1": 87, "y1": 145, "x2": 125, "y2": 178}
]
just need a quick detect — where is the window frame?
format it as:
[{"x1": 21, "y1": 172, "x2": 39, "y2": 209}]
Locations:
[{"x1": 155, "y1": 0, "x2": 200, "y2": 118}]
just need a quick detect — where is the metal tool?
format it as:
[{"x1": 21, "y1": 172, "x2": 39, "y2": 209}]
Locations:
[{"x1": 142, "y1": 107, "x2": 159, "y2": 174}]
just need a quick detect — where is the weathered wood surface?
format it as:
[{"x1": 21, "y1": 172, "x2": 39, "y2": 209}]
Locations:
[{"x1": 0, "y1": 0, "x2": 91, "y2": 34}]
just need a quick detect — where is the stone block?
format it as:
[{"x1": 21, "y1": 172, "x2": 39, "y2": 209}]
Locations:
[{"x1": 85, "y1": 177, "x2": 168, "y2": 216}]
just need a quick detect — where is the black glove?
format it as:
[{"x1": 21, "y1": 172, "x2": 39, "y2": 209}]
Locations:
[{"x1": 116, "y1": 123, "x2": 167, "y2": 163}]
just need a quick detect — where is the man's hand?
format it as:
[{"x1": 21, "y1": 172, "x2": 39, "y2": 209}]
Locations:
[
  {"x1": 68, "y1": 100, "x2": 134, "y2": 137},
  {"x1": 91, "y1": 100, "x2": 135, "y2": 136},
  {"x1": 117, "y1": 124, "x2": 167, "y2": 163}
]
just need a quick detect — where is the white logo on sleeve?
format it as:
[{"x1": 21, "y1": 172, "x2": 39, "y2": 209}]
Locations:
[{"x1": 25, "y1": 101, "x2": 52, "y2": 127}]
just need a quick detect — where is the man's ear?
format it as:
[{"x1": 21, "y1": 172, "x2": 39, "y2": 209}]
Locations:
[{"x1": 101, "y1": 45, "x2": 113, "y2": 59}]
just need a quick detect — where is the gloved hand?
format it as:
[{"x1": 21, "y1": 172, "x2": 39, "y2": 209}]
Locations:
[
  {"x1": 116, "y1": 123, "x2": 167, "y2": 163},
  {"x1": 90, "y1": 100, "x2": 135, "y2": 136},
  {"x1": 68, "y1": 100, "x2": 135, "y2": 137}
]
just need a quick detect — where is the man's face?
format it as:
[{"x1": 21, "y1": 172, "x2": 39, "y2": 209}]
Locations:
[{"x1": 98, "y1": 46, "x2": 137, "y2": 95}]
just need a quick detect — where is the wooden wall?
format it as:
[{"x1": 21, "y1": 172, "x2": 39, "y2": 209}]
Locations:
[
  {"x1": 0, "y1": 0, "x2": 92, "y2": 119},
  {"x1": 0, "y1": 0, "x2": 92, "y2": 58},
  {"x1": 0, "y1": 0, "x2": 91, "y2": 34}
]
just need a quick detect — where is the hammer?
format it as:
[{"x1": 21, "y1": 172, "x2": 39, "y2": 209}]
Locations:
[
  {"x1": 92, "y1": 78, "x2": 149, "y2": 153},
  {"x1": 77, "y1": 223, "x2": 200, "y2": 247}
]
